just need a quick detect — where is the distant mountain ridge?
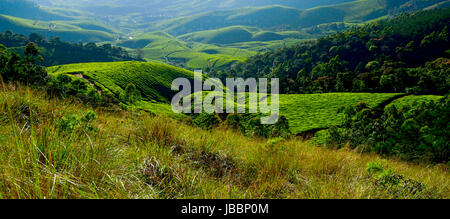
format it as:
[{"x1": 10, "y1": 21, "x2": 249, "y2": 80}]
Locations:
[
  {"x1": 0, "y1": 0, "x2": 70, "y2": 21},
  {"x1": 150, "y1": 0, "x2": 450, "y2": 36},
  {"x1": 33, "y1": 0, "x2": 355, "y2": 16}
]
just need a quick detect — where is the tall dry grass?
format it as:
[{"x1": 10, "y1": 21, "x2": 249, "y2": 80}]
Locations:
[{"x1": 0, "y1": 84, "x2": 448, "y2": 199}]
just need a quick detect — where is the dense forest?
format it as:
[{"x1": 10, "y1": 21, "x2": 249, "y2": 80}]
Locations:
[
  {"x1": 0, "y1": 31, "x2": 139, "y2": 66},
  {"x1": 211, "y1": 9, "x2": 450, "y2": 95}
]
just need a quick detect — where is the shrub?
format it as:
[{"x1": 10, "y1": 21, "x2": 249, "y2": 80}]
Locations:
[
  {"x1": 191, "y1": 113, "x2": 221, "y2": 130},
  {"x1": 328, "y1": 96, "x2": 450, "y2": 163},
  {"x1": 58, "y1": 111, "x2": 98, "y2": 133},
  {"x1": 122, "y1": 83, "x2": 141, "y2": 104},
  {"x1": 366, "y1": 160, "x2": 434, "y2": 198}
]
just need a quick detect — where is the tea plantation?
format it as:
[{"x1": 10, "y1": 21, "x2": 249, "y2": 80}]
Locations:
[
  {"x1": 278, "y1": 93, "x2": 403, "y2": 134},
  {"x1": 47, "y1": 62, "x2": 437, "y2": 136},
  {"x1": 47, "y1": 61, "x2": 196, "y2": 102}
]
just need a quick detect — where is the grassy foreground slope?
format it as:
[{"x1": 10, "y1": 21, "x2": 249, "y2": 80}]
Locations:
[
  {"x1": 0, "y1": 86, "x2": 448, "y2": 199},
  {"x1": 47, "y1": 61, "x2": 196, "y2": 102}
]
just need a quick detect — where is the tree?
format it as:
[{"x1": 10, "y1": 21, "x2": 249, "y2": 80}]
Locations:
[
  {"x1": 25, "y1": 42, "x2": 40, "y2": 57},
  {"x1": 22, "y1": 42, "x2": 47, "y2": 85}
]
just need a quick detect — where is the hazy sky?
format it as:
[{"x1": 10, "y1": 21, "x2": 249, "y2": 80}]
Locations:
[{"x1": 34, "y1": 0, "x2": 355, "y2": 10}]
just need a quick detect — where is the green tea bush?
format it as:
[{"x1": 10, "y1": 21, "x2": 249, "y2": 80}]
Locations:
[
  {"x1": 121, "y1": 83, "x2": 142, "y2": 104},
  {"x1": 58, "y1": 110, "x2": 98, "y2": 133},
  {"x1": 191, "y1": 113, "x2": 222, "y2": 130},
  {"x1": 225, "y1": 113, "x2": 291, "y2": 138},
  {"x1": 366, "y1": 159, "x2": 434, "y2": 198}
]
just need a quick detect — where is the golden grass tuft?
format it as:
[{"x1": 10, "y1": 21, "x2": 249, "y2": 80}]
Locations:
[{"x1": 0, "y1": 85, "x2": 448, "y2": 199}]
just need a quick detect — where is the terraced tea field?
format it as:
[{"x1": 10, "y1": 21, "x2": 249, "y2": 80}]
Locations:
[
  {"x1": 117, "y1": 31, "x2": 256, "y2": 69},
  {"x1": 47, "y1": 62, "x2": 435, "y2": 137},
  {"x1": 387, "y1": 95, "x2": 444, "y2": 109},
  {"x1": 278, "y1": 93, "x2": 403, "y2": 134},
  {"x1": 47, "y1": 61, "x2": 196, "y2": 102}
]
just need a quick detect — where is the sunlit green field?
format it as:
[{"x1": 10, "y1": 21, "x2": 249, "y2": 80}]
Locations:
[
  {"x1": 115, "y1": 30, "x2": 311, "y2": 69},
  {"x1": 278, "y1": 93, "x2": 403, "y2": 134},
  {"x1": 47, "y1": 61, "x2": 195, "y2": 102},
  {"x1": 387, "y1": 95, "x2": 444, "y2": 109},
  {"x1": 47, "y1": 62, "x2": 414, "y2": 135}
]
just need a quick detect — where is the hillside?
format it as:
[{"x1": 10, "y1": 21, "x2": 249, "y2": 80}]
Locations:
[
  {"x1": 212, "y1": 8, "x2": 450, "y2": 94},
  {"x1": 46, "y1": 59, "x2": 409, "y2": 137},
  {"x1": 116, "y1": 31, "x2": 257, "y2": 69},
  {"x1": 0, "y1": 0, "x2": 70, "y2": 21},
  {"x1": 278, "y1": 93, "x2": 402, "y2": 134},
  {"x1": 35, "y1": 0, "x2": 354, "y2": 18},
  {"x1": 0, "y1": 31, "x2": 449, "y2": 202},
  {"x1": 1, "y1": 86, "x2": 448, "y2": 199},
  {"x1": 47, "y1": 61, "x2": 197, "y2": 102},
  {"x1": 0, "y1": 31, "x2": 137, "y2": 66},
  {"x1": 0, "y1": 0, "x2": 448, "y2": 201},
  {"x1": 0, "y1": 14, "x2": 116, "y2": 43},
  {"x1": 150, "y1": 0, "x2": 450, "y2": 36},
  {"x1": 178, "y1": 26, "x2": 310, "y2": 45}
]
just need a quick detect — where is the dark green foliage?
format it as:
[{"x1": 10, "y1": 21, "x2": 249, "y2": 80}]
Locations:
[
  {"x1": 212, "y1": 9, "x2": 450, "y2": 95},
  {"x1": 0, "y1": 42, "x2": 48, "y2": 86},
  {"x1": 0, "y1": 31, "x2": 139, "y2": 66},
  {"x1": 45, "y1": 73, "x2": 108, "y2": 106},
  {"x1": 122, "y1": 83, "x2": 142, "y2": 104},
  {"x1": 189, "y1": 112, "x2": 291, "y2": 138},
  {"x1": 328, "y1": 96, "x2": 449, "y2": 163},
  {"x1": 58, "y1": 110, "x2": 98, "y2": 133},
  {"x1": 190, "y1": 113, "x2": 222, "y2": 130},
  {"x1": 225, "y1": 113, "x2": 291, "y2": 138}
]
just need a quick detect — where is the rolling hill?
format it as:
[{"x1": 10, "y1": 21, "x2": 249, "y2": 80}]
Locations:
[
  {"x1": 47, "y1": 61, "x2": 198, "y2": 102},
  {"x1": 0, "y1": 0, "x2": 71, "y2": 21},
  {"x1": 178, "y1": 26, "x2": 309, "y2": 44},
  {"x1": 116, "y1": 31, "x2": 258, "y2": 69},
  {"x1": 1, "y1": 84, "x2": 448, "y2": 199},
  {"x1": 0, "y1": 14, "x2": 116, "y2": 42},
  {"x1": 2, "y1": 0, "x2": 447, "y2": 69},
  {"x1": 44, "y1": 59, "x2": 403, "y2": 135},
  {"x1": 35, "y1": 0, "x2": 355, "y2": 17},
  {"x1": 149, "y1": 0, "x2": 449, "y2": 36},
  {"x1": 0, "y1": 0, "x2": 449, "y2": 201},
  {"x1": 47, "y1": 61, "x2": 409, "y2": 135}
]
